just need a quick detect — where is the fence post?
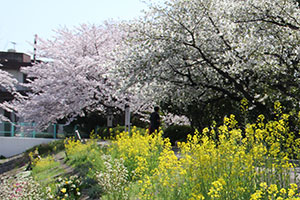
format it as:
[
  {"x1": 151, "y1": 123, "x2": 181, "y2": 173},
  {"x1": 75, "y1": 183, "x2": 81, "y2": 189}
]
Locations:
[
  {"x1": 20, "y1": 122, "x2": 24, "y2": 137},
  {"x1": 32, "y1": 123, "x2": 36, "y2": 138},
  {"x1": 10, "y1": 122, "x2": 15, "y2": 137},
  {"x1": 53, "y1": 124, "x2": 57, "y2": 139}
]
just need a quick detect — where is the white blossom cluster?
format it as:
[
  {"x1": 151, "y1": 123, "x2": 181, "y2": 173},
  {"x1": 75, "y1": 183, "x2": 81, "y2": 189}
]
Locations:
[
  {"x1": 162, "y1": 113, "x2": 190, "y2": 127},
  {"x1": 0, "y1": 68, "x2": 18, "y2": 94},
  {"x1": 96, "y1": 155, "x2": 129, "y2": 198},
  {"x1": 116, "y1": 0, "x2": 300, "y2": 115},
  {"x1": 0, "y1": 172, "x2": 45, "y2": 200}
]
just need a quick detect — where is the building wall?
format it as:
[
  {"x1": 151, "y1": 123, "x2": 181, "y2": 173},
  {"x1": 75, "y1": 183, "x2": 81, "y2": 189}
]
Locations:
[
  {"x1": 5, "y1": 69, "x2": 24, "y2": 82},
  {"x1": 0, "y1": 109, "x2": 4, "y2": 133},
  {"x1": 0, "y1": 51, "x2": 32, "y2": 122},
  {"x1": 5, "y1": 69, "x2": 27, "y2": 91}
]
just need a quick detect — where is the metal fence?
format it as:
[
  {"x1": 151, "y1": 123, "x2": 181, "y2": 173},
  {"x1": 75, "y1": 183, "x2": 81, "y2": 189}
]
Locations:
[{"x1": 0, "y1": 122, "x2": 65, "y2": 139}]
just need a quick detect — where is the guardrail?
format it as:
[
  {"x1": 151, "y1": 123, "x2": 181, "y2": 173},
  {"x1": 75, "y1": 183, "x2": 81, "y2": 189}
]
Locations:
[{"x1": 0, "y1": 122, "x2": 65, "y2": 139}]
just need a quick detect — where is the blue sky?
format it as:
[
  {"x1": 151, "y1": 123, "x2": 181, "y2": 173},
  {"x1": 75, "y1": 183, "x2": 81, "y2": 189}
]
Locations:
[{"x1": 0, "y1": 0, "x2": 155, "y2": 55}]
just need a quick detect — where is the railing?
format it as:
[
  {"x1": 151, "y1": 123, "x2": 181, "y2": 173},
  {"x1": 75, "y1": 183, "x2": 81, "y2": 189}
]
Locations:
[{"x1": 0, "y1": 122, "x2": 65, "y2": 139}]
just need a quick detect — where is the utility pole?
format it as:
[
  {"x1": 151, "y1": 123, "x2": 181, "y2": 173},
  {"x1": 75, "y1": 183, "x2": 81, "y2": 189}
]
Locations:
[
  {"x1": 33, "y1": 34, "x2": 38, "y2": 63},
  {"x1": 11, "y1": 42, "x2": 16, "y2": 51},
  {"x1": 124, "y1": 105, "x2": 131, "y2": 133}
]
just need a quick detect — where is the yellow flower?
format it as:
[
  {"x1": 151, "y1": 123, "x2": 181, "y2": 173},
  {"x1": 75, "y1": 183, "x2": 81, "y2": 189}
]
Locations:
[
  {"x1": 203, "y1": 127, "x2": 209, "y2": 134},
  {"x1": 268, "y1": 184, "x2": 278, "y2": 194},
  {"x1": 280, "y1": 188, "x2": 286, "y2": 194},
  {"x1": 288, "y1": 188, "x2": 295, "y2": 197},
  {"x1": 288, "y1": 183, "x2": 298, "y2": 197},
  {"x1": 61, "y1": 188, "x2": 67, "y2": 193},
  {"x1": 250, "y1": 190, "x2": 263, "y2": 200},
  {"x1": 260, "y1": 182, "x2": 267, "y2": 190}
]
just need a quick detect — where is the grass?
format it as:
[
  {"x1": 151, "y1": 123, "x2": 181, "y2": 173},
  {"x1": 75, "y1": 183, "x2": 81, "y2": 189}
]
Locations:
[
  {"x1": 30, "y1": 154, "x2": 65, "y2": 193},
  {"x1": 25, "y1": 139, "x2": 65, "y2": 156},
  {"x1": 7, "y1": 107, "x2": 300, "y2": 199}
]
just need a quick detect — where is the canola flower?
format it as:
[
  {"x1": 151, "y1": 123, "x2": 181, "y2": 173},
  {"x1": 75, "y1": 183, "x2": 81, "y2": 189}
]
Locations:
[
  {"x1": 29, "y1": 103, "x2": 300, "y2": 200},
  {"x1": 250, "y1": 183, "x2": 300, "y2": 200},
  {"x1": 109, "y1": 126, "x2": 170, "y2": 180},
  {"x1": 31, "y1": 155, "x2": 60, "y2": 175},
  {"x1": 134, "y1": 107, "x2": 300, "y2": 199}
]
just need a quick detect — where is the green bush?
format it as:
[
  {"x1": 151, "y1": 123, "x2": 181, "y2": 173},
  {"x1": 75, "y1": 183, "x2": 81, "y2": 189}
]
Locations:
[
  {"x1": 35, "y1": 133, "x2": 56, "y2": 138},
  {"x1": 97, "y1": 126, "x2": 146, "y2": 139},
  {"x1": 95, "y1": 126, "x2": 119, "y2": 138},
  {"x1": 163, "y1": 125, "x2": 195, "y2": 145},
  {"x1": 26, "y1": 140, "x2": 65, "y2": 156}
]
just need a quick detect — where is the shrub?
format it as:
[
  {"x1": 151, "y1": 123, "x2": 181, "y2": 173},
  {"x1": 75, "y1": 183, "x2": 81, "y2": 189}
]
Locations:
[
  {"x1": 31, "y1": 155, "x2": 60, "y2": 175},
  {"x1": 98, "y1": 126, "x2": 146, "y2": 139},
  {"x1": 163, "y1": 124, "x2": 195, "y2": 145},
  {"x1": 49, "y1": 175, "x2": 82, "y2": 200},
  {"x1": 26, "y1": 140, "x2": 65, "y2": 157},
  {"x1": 97, "y1": 126, "x2": 125, "y2": 139}
]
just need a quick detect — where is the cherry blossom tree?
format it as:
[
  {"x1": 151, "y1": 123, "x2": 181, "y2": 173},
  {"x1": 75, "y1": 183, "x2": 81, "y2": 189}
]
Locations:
[
  {"x1": 11, "y1": 0, "x2": 300, "y2": 130},
  {"x1": 116, "y1": 0, "x2": 300, "y2": 127},
  {"x1": 13, "y1": 22, "x2": 144, "y2": 130}
]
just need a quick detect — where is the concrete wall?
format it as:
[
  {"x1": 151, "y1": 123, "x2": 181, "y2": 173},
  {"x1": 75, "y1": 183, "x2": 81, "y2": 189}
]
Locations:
[{"x1": 0, "y1": 137, "x2": 59, "y2": 157}]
